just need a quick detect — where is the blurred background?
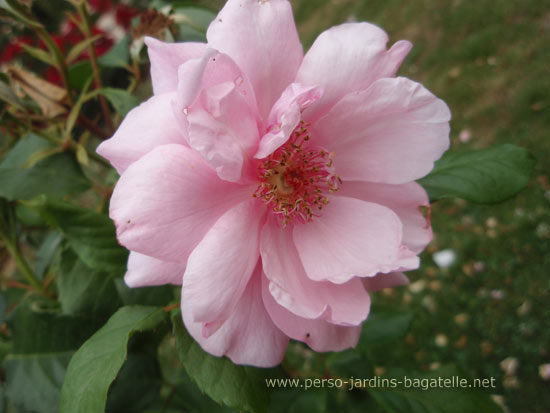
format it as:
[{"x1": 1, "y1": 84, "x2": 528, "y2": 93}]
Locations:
[{"x1": 1, "y1": 0, "x2": 549, "y2": 412}]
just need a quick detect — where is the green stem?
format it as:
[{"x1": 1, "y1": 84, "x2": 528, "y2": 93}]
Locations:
[
  {"x1": 8, "y1": 1, "x2": 73, "y2": 103},
  {"x1": 0, "y1": 227, "x2": 42, "y2": 292},
  {"x1": 33, "y1": 26, "x2": 73, "y2": 104},
  {"x1": 76, "y1": 2, "x2": 114, "y2": 133},
  {"x1": 6, "y1": 113, "x2": 110, "y2": 168},
  {"x1": 41, "y1": 131, "x2": 111, "y2": 168}
]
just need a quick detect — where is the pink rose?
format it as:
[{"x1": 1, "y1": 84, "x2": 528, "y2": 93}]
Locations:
[{"x1": 97, "y1": 0, "x2": 450, "y2": 367}]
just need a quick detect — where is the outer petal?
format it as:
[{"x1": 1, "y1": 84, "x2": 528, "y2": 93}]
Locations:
[
  {"x1": 362, "y1": 272, "x2": 409, "y2": 292},
  {"x1": 207, "y1": 0, "x2": 303, "y2": 119},
  {"x1": 182, "y1": 266, "x2": 289, "y2": 367},
  {"x1": 110, "y1": 144, "x2": 249, "y2": 262},
  {"x1": 293, "y1": 196, "x2": 419, "y2": 284},
  {"x1": 124, "y1": 252, "x2": 186, "y2": 287},
  {"x1": 312, "y1": 77, "x2": 451, "y2": 184},
  {"x1": 296, "y1": 23, "x2": 412, "y2": 121},
  {"x1": 181, "y1": 200, "x2": 264, "y2": 335},
  {"x1": 262, "y1": 276, "x2": 362, "y2": 352},
  {"x1": 339, "y1": 181, "x2": 432, "y2": 253},
  {"x1": 96, "y1": 93, "x2": 185, "y2": 174},
  {"x1": 255, "y1": 83, "x2": 323, "y2": 159},
  {"x1": 260, "y1": 216, "x2": 369, "y2": 325},
  {"x1": 145, "y1": 36, "x2": 206, "y2": 95}
]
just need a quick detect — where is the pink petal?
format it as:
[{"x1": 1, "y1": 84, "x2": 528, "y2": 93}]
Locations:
[
  {"x1": 172, "y1": 49, "x2": 217, "y2": 124},
  {"x1": 255, "y1": 83, "x2": 323, "y2": 159},
  {"x1": 262, "y1": 276, "x2": 362, "y2": 352},
  {"x1": 187, "y1": 81, "x2": 260, "y2": 182},
  {"x1": 110, "y1": 144, "x2": 249, "y2": 262},
  {"x1": 312, "y1": 77, "x2": 451, "y2": 184},
  {"x1": 339, "y1": 181, "x2": 432, "y2": 254},
  {"x1": 173, "y1": 51, "x2": 261, "y2": 182},
  {"x1": 187, "y1": 107, "x2": 245, "y2": 182},
  {"x1": 124, "y1": 252, "x2": 185, "y2": 287},
  {"x1": 181, "y1": 200, "x2": 265, "y2": 335},
  {"x1": 296, "y1": 23, "x2": 412, "y2": 121},
  {"x1": 207, "y1": 0, "x2": 303, "y2": 119},
  {"x1": 145, "y1": 36, "x2": 206, "y2": 95},
  {"x1": 293, "y1": 196, "x2": 419, "y2": 284},
  {"x1": 96, "y1": 93, "x2": 185, "y2": 174},
  {"x1": 174, "y1": 49, "x2": 257, "y2": 116},
  {"x1": 260, "y1": 216, "x2": 369, "y2": 325},
  {"x1": 181, "y1": 266, "x2": 289, "y2": 367},
  {"x1": 362, "y1": 272, "x2": 409, "y2": 292}
]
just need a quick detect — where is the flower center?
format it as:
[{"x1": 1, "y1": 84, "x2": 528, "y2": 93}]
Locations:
[{"x1": 253, "y1": 121, "x2": 341, "y2": 225}]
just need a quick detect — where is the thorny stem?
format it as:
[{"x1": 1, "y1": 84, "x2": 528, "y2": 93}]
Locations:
[{"x1": 76, "y1": 2, "x2": 114, "y2": 133}]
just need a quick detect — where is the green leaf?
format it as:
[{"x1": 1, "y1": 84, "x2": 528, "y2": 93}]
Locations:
[
  {"x1": 65, "y1": 76, "x2": 94, "y2": 140},
  {"x1": 359, "y1": 305, "x2": 414, "y2": 348},
  {"x1": 0, "y1": 134, "x2": 90, "y2": 200},
  {"x1": 418, "y1": 144, "x2": 535, "y2": 203},
  {"x1": 3, "y1": 303, "x2": 102, "y2": 413},
  {"x1": 97, "y1": 87, "x2": 140, "y2": 117},
  {"x1": 98, "y1": 36, "x2": 130, "y2": 68},
  {"x1": 0, "y1": 292, "x2": 6, "y2": 326},
  {"x1": 4, "y1": 353, "x2": 73, "y2": 413},
  {"x1": 105, "y1": 353, "x2": 162, "y2": 413},
  {"x1": 10, "y1": 303, "x2": 100, "y2": 354},
  {"x1": 33, "y1": 198, "x2": 128, "y2": 273},
  {"x1": 22, "y1": 146, "x2": 64, "y2": 169},
  {"x1": 368, "y1": 364, "x2": 503, "y2": 413},
  {"x1": 35, "y1": 231, "x2": 62, "y2": 279},
  {"x1": 57, "y1": 247, "x2": 122, "y2": 316},
  {"x1": 173, "y1": 4, "x2": 216, "y2": 42},
  {"x1": 66, "y1": 34, "x2": 103, "y2": 65},
  {"x1": 157, "y1": 330, "x2": 235, "y2": 412},
  {"x1": 115, "y1": 278, "x2": 174, "y2": 307},
  {"x1": 75, "y1": 143, "x2": 89, "y2": 166},
  {"x1": 0, "y1": 0, "x2": 42, "y2": 28},
  {"x1": 270, "y1": 388, "x2": 328, "y2": 413},
  {"x1": 327, "y1": 350, "x2": 374, "y2": 379},
  {"x1": 162, "y1": 377, "x2": 237, "y2": 413},
  {"x1": 67, "y1": 60, "x2": 93, "y2": 91},
  {"x1": 0, "y1": 133, "x2": 51, "y2": 168},
  {"x1": 15, "y1": 203, "x2": 45, "y2": 226},
  {"x1": 172, "y1": 313, "x2": 278, "y2": 413},
  {"x1": 0, "y1": 78, "x2": 26, "y2": 110},
  {"x1": 59, "y1": 306, "x2": 167, "y2": 413},
  {"x1": 20, "y1": 43, "x2": 56, "y2": 66}
]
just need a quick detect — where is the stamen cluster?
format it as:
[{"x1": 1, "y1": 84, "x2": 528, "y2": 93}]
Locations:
[{"x1": 254, "y1": 121, "x2": 341, "y2": 225}]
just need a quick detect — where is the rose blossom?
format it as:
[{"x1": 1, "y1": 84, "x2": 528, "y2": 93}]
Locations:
[{"x1": 97, "y1": 0, "x2": 450, "y2": 367}]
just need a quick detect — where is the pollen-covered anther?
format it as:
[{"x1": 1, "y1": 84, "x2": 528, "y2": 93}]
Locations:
[{"x1": 254, "y1": 122, "x2": 341, "y2": 225}]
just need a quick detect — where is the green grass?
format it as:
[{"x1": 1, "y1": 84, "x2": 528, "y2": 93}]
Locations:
[{"x1": 206, "y1": 0, "x2": 550, "y2": 411}]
